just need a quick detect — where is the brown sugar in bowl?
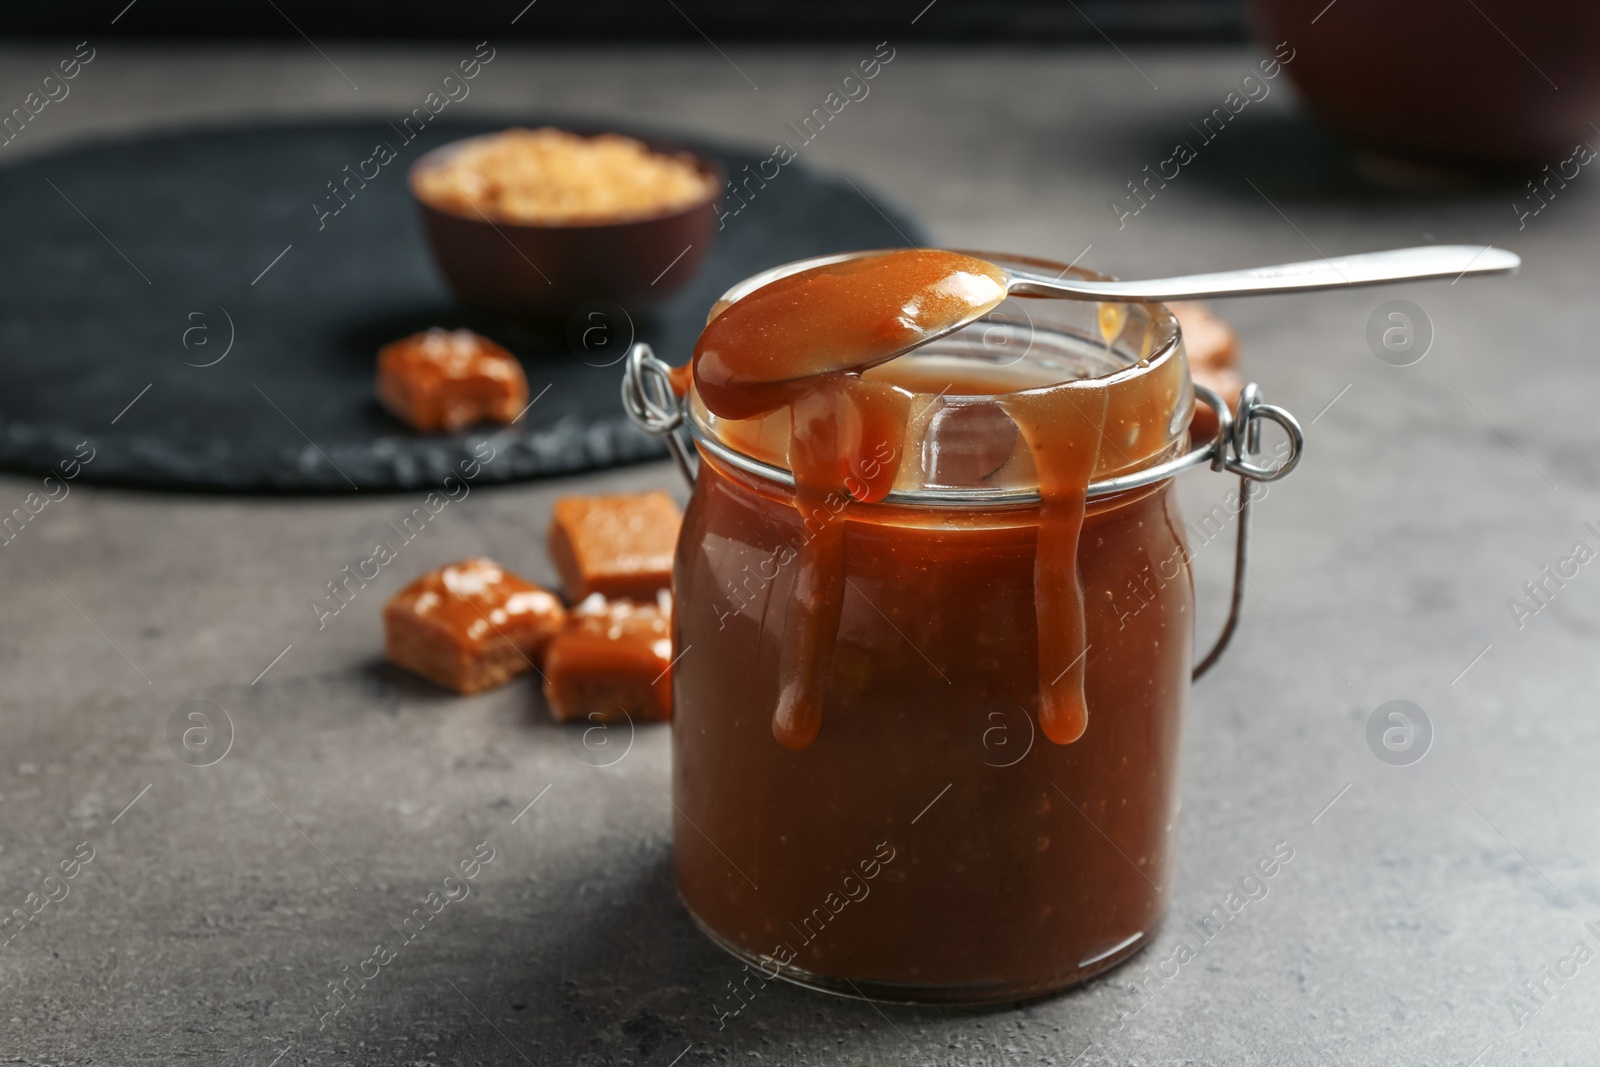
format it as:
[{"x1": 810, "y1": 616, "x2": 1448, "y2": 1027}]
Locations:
[{"x1": 410, "y1": 129, "x2": 723, "y2": 321}]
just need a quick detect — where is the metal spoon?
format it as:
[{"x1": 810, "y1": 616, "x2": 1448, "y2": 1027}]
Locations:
[
  {"x1": 1003, "y1": 244, "x2": 1520, "y2": 302},
  {"x1": 700, "y1": 244, "x2": 1521, "y2": 383}
]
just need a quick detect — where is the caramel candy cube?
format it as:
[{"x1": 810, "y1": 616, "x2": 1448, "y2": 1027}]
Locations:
[
  {"x1": 543, "y1": 592, "x2": 673, "y2": 723},
  {"x1": 547, "y1": 491, "x2": 681, "y2": 601},
  {"x1": 384, "y1": 558, "x2": 565, "y2": 694},
  {"x1": 377, "y1": 328, "x2": 528, "y2": 433}
]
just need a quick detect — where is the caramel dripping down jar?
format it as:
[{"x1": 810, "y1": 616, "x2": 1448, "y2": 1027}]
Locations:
[{"x1": 623, "y1": 250, "x2": 1304, "y2": 1004}]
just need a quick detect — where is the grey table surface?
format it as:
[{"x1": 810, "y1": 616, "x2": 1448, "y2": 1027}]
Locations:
[{"x1": 2, "y1": 37, "x2": 1597, "y2": 1067}]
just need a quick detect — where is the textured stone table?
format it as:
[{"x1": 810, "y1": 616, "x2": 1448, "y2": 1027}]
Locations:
[{"x1": 2, "y1": 38, "x2": 1597, "y2": 1067}]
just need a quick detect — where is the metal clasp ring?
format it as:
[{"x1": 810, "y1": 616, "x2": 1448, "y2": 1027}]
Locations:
[{"x1": 621, "y1": 343, "x2": 698, "y2": 488}]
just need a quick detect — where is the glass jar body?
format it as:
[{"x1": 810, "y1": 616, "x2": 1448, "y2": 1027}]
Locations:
[{"x1": 671, "y1": 457, "x2": 1194, "y2": 1004}]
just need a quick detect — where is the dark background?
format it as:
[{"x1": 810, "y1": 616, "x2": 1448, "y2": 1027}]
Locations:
[{"x1": 7, "y1": 0, "x2": 1252, "y2": 41}]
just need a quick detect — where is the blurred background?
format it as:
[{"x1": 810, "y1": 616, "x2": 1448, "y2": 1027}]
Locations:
[
  {"x1": 9, "y1": 1, "x2": 1253, "y2": 41},
  {"x1": 4, "y1": 4, "x2": 1600, "y2": 1066}
]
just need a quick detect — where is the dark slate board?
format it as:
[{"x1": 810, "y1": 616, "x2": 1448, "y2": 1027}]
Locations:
[{"x1": 0, "y1": 119, "x2": 927, "y2": 493}]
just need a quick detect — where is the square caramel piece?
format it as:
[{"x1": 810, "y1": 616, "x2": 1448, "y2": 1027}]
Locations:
[
  {"x1": 547, "y1": 491, "x2": 681, "y2": 601},
  {"x1": 377, "y1": 328, "x2": 528, "y2": 433},
  {"x1": 384, "y1": 557, "x2": 565, "y2": 694},
  {"x1": 544, "y1": 592, "x2": 673, "y2": 723}
]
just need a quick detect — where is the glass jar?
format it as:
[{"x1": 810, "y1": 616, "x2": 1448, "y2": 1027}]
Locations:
[{"x1": 623, "y1": 251, "x2": 1302, "y2": 1004}]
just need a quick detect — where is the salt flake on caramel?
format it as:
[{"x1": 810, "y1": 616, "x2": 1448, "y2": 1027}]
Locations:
[
  {"x1": 383, "y1": 557, "x2": 564, "y2": 694},
  {"x1": 543, "y1": 591, "x2": 674, "y2": 724},
  {"x1": 377, "y1": 328, "x2": 528, "y2": 433}
]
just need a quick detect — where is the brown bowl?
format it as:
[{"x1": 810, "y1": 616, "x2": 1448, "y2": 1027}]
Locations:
[
  {"x1": 1249, "y1": 0, "x2": 1600, "y2": 175},
  {"x1": 410, "y1": 131, "x2": 723, "y2": 321}
]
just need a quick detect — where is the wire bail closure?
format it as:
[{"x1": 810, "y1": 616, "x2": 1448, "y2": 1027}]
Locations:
[{"x1": 622, "y1": 342, "x2": 1304, "y2": 679}]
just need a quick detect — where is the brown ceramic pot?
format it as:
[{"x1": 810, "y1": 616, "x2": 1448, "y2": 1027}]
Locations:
[{"x1": 1250, "y1": 0, "x2": 1600, "y2": 172}]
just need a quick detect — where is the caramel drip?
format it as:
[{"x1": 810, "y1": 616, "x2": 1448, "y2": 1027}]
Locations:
[
  {"x1": 773, "y1": 376, "x2": 908, "y2": 750},
  {"x1": 1097, "y1": 302, "x2": 1129, "y2": 351},
  {"x1": 693, "y1": 250, "x2": 992, "y2": 749},
  {"x1": 998, "y1": 384, "x2": 1110, "y2": 745}
]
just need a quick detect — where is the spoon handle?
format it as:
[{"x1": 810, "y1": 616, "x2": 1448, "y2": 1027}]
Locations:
[{"x1": 1006, "y1": 245, "x2": 1521, "y2": 302}]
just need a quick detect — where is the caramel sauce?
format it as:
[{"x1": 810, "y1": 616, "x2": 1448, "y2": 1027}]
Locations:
[
  {"x1": 693, "y1": 250, "x2": 1008, "y2": 421},
  {"x1": 997, "y1": 386, "x2": 1107, "y2": 744},
  {"x1": 772, "y1": 376, "x2": 911, "y2": 748},
  {"x1": 692, "y1": 249, "x2": 1137, "y2": 749},
  {"x1": 672, "y1": 460, "x2": 1192, "y2": 995},
  {"x1": 674, "y1": 253, "x2": 1197, "y2": 997},
  {"x1": 694, "y1": 251, "x2": 1005, "y2": 749}
]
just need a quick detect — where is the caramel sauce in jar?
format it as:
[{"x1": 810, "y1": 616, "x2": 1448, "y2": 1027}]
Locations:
[{"x1": 674, "y1": 250, "x2": 1198, "y2": 1002}]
